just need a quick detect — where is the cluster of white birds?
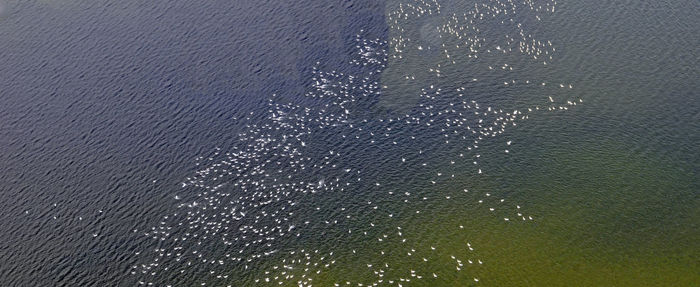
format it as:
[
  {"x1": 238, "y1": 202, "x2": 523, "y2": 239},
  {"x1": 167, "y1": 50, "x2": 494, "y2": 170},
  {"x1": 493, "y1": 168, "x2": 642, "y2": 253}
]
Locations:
[
  {"x1": 385, "y1": 0, "x2": 571, "y2": 90},
  {"x1": 131, "y1": 0, "x2": 581, "y2": 286}
]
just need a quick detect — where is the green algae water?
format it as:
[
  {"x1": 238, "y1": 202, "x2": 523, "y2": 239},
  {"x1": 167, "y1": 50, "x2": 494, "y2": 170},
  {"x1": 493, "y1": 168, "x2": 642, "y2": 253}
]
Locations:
[{"x1": 1, "y1": 0, "x2": 697, "y2": 286}]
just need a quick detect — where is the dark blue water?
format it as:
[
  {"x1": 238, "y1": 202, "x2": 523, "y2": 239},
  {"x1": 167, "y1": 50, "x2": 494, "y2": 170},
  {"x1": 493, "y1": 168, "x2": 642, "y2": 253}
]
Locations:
[
  {"x1": 0, "y1": 1, "x2": 387, "y2": 285},
  {"x1": 1, "y1": 0, "x2": 698, "y2": 286}
]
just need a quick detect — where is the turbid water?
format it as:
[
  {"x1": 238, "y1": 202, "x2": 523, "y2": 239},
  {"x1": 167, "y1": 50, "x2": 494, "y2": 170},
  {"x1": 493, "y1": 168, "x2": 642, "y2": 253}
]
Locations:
[{"x1": 0, "y1": 0, "x2": 698, "y2": 286}]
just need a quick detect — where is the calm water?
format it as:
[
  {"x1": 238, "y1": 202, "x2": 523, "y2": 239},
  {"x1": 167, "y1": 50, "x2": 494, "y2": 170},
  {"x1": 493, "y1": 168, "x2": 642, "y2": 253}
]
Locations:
[{"x1": 0, "y1": 0, "x2": 698, "y2": 286}]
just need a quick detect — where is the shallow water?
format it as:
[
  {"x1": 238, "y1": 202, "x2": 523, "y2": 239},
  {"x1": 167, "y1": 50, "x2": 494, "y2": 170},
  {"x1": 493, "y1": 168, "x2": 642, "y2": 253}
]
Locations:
[{"x1": 0, "y1": 0, "x2": 698, "y2": 286}]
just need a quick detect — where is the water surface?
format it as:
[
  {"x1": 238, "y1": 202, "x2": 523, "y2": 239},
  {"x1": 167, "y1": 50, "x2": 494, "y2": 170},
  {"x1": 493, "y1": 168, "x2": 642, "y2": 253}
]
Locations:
[{"x1": 0, "y1": 0, "x2": 697, "y2": 286}]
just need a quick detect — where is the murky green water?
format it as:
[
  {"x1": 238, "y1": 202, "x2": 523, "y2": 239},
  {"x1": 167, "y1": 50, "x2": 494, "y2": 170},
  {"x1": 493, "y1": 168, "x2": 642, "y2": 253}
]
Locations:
[{"x1": 273, "y1": 1, "x2": 700, "y2": 285}]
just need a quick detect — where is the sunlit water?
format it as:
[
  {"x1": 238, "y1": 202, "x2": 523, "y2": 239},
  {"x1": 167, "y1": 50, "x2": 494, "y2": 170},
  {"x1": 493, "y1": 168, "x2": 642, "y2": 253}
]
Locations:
[{"x1": 0, "y1": 0, "x2": 697, "y2": 286}]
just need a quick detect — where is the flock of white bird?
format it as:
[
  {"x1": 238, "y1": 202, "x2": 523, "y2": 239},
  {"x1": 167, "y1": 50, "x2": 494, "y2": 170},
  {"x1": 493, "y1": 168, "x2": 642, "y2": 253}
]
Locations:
[{"x1": 128, "y1": 0, "x2": 582, "y2": 286}]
